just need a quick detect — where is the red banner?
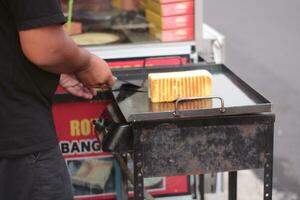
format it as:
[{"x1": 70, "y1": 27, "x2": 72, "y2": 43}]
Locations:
[{"x1": 53, "y1": 98, "x2": 189, "y2": 199}]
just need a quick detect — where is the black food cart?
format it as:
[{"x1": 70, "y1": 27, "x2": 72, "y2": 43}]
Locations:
[{"x1": 93, "y1": 63, "x2": 275, "y2": 200}]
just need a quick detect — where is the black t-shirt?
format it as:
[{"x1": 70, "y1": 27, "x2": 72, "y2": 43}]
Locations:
[{"x1": 0, "y1": 0, "x2": 66, "y2": 157}]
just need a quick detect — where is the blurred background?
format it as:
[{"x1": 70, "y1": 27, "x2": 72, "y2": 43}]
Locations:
[{"x1": 205, "y1": 0, "x2": 300, "y2": 199}]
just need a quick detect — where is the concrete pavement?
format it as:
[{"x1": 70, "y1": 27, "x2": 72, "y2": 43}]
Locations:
[{"x1": 205, "y1": 0, "x2": 300, "y2": 198}]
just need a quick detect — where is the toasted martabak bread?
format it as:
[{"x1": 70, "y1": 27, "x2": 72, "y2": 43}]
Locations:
[
  {"x1": 148, "y1": 70, "x2": 212, "y2": 103},
  {"x1": 151, "y1": 99, "x2": 213, "y2": 112}
]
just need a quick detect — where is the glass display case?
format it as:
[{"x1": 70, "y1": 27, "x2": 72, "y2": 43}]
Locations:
[{"x1": 61, "y1": 0, "x2": 204, "y2": 59}]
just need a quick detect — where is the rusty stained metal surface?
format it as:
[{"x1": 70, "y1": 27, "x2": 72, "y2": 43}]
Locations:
[{"x1": 141, "y1": 123, "x2": 270, "y2": 177}]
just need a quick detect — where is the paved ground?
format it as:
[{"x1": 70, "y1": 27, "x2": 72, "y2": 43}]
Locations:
[{"x1": 204, "y1": 0, "x2": 300, "y2": 199}]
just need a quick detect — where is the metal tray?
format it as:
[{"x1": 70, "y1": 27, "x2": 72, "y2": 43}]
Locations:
[{"x1": 112, "y1": 64, "x2": 272, "y2": 122}]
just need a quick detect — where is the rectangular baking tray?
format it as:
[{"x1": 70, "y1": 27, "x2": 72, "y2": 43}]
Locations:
[{"x1": 112, "y1": 64, "x2": 272, "y2": 122}]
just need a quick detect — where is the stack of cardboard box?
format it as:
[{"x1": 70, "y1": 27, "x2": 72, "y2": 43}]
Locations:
[{"x1": 145, "y1": 0, "x2": 194, "y2": 42}]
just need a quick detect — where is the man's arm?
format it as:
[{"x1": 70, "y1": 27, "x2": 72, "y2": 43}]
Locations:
[
  {"x1": 19, "y1": 25, "x2": 115, "y2": 88},
  {"x1": 19, "y1": 25, "x2": 89, "y2": 74}
]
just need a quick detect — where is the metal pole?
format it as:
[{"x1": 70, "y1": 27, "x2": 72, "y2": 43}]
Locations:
[
  {"x1": 199, "y1": 175, "x2": 205, "y2": 200},
  {"x1": 264, "y1": 124, "x2": 274, "y2": 200},
  {"x1": 195, "y1": 0, "x2": 204, "y2": 55},
  {"x1": 228, "y1": 171, "x2": 237, "y2": 200}
]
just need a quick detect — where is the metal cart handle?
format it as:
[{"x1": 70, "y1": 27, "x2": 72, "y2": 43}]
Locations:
[{"x1": 173, "y1": 96, "x2": 226, "y2": 117}]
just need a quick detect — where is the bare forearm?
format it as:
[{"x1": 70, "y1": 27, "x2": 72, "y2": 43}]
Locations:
[
  {"x1": 19, "y1": 25, "x2": 91, "y2": 74},
  {"x1": 40, "y1": 36, "x2": 91, "y2": 74},
  {"x1": 19, "y1": 24, "x2": 116, "y2": 89}
]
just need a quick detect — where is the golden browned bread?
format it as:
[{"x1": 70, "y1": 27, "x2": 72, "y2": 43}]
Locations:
[
  {"x1": 148, "y1": 70, "x2": 212, "y2": 103},
  {"x1": 71, "y1": 33, "x2": 120, "y2": 46},
  {"x1": 151, "y1": 99, "x2": 213, "y2": 112}
]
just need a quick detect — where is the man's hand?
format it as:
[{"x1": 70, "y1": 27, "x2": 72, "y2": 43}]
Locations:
[
  {"x1": 60, "y1": 74, "x2": 97, "y2": 99},
  {"x1": 60, "y1": 55, "x2": 117, "y2": 99},
  {"x1": 75, "y1": 54, "x2": 116, "y2": 88}
]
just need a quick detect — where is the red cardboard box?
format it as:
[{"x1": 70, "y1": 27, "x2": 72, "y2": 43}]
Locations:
[
  {"x1": 144, "y1": 56, "x2": 187, "y2": 66},
  {"x1": 146, "y1": 9, "x2": 194, "y2": 29},
  {"x1": 108, "y1": 57, "x2": 187, "y2": 68},
  {"x1": 150, "y1": 26, "x2": 194, "y2": 42},
  {"x1": 155, "y1": 0, "x2": 189, "y2": 3},
  {"x1": 108, "y1": 59, "x2": 144, "y2": 69},
  {"x1": 147, "y1": 0, "x2": 194, "y2": 16}
]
